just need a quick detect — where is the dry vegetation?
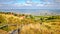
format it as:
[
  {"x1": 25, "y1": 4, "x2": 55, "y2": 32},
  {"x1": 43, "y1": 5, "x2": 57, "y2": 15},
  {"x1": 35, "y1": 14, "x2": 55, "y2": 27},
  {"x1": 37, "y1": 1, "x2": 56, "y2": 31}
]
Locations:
[{"x1": 0, "y1": 12, "x2": 60, "y2": 34}]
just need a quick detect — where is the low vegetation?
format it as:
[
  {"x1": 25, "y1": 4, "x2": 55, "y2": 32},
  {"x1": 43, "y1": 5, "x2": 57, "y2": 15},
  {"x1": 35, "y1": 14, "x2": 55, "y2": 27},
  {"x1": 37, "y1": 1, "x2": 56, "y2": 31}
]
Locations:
[{"x1": 0, "y1": 12, "x2": 60, "y2": 34}]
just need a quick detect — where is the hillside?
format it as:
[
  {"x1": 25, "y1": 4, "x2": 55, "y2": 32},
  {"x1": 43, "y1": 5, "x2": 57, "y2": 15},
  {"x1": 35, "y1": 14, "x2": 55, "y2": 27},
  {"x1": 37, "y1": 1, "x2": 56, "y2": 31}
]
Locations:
[{"x1": 0, "y1": 12, "x2": 60, "y2": 34}]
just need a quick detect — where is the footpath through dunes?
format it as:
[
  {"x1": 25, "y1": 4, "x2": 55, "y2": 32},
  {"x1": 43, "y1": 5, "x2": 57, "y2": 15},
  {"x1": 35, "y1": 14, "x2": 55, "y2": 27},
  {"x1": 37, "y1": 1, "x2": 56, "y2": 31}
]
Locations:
[{"x1": 0, "y1": 29, "x2": 10, "y2": 34}]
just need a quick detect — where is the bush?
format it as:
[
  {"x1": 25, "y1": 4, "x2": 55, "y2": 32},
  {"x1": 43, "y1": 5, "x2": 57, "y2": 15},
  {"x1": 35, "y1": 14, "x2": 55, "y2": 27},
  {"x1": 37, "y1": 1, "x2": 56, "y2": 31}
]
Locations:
[{"x1": 0, "y1": 15, "x2": 7, "y2": 26}]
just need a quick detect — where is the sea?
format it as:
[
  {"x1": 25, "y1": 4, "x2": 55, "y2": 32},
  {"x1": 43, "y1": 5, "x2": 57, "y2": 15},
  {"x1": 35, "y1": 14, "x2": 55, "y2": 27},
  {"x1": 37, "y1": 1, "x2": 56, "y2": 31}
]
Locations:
[{"x1": 0, "y1": 9, "x2": 60, "y2": 16}]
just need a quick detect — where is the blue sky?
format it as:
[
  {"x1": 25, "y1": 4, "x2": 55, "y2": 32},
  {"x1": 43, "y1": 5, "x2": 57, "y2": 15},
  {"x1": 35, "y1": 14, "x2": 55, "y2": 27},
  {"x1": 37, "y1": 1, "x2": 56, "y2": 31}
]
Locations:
[{"x1": 0, "y1": 0, "x2": 60, "y2": 9}]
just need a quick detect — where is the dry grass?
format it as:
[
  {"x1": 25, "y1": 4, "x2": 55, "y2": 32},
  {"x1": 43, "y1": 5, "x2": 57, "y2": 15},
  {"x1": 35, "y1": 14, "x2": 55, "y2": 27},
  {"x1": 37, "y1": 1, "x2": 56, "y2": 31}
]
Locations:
[
  {"x1": 0, "y1": 13, "x2": 60, "y2": 34},
  {"x1": 0, "y1": 29, "x2": 10, "y2": 34}
]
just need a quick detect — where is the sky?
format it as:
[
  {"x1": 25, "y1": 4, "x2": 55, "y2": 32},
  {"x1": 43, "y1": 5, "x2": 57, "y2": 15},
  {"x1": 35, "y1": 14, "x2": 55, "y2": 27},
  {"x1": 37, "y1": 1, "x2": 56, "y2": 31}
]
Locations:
[{"x1": 0, "y1": 0, "x2": 60, "y2": 9}]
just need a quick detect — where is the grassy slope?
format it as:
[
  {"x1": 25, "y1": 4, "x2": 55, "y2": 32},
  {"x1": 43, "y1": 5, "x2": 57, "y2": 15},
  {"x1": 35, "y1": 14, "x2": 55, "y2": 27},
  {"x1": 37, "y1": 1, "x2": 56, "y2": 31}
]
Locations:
[{"x1": 0, "y1": 12, "x2": 60, "y2": 34}]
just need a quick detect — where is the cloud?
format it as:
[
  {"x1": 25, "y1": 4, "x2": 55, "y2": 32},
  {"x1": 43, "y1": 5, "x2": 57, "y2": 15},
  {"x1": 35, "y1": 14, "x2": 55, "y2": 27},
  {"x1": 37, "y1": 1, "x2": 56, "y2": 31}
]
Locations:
[
  {"x1": 0, "y1": 0, "x2": 60, "y2": 9},
  {"x1": 0, "y1": 0, "x2": 17, "y2": 4},
  {"x1": 0, "y1": 0, "x2": 16, "y2": 2},
  {"x1": 53, "y1": 0, "x2": 60, "y2": 2},
  {"x1": 0, "y1": 3, "x2": 60, "y2": 9},
  {"x1": 0, "y1": 4, "x2": 2, "y2": 6},
  {"x1": 24, "y1": 3, "x2": 32, "y2": 6},
  {"x1": 12, "y1": 3, "x2": 32, "y2": 7}
]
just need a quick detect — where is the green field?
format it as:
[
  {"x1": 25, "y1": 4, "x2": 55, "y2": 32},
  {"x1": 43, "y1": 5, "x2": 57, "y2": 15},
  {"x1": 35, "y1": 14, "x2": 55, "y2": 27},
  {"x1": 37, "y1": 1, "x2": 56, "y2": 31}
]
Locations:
[{"x1": 0, "y1": 12, "x2": 60, "y2": 34}]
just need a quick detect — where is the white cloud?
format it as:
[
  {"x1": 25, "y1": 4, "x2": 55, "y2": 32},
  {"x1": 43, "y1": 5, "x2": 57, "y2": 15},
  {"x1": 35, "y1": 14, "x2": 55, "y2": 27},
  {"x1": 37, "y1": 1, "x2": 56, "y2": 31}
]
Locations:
[
  {"x1": 36, "y1": 4, "x2": 44, "y2": 6},
  {"x1": 12, "y1": 3, "x2": 32, "y2": 7},
  {"x1": 24, "y1": 3, "x2": 32, "y2": 6}
]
